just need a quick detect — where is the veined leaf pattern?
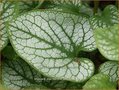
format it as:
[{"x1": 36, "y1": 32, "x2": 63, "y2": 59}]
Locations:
[
  {"x1": 90, "y1": 5, "x2": 118, "y2": 29},
  {"x1": 0, "y1": 0, "x2": 44, "y2": 51},
  {"x1": 8, "y1": 10, "x2": 95, "y2": 82},
  {"x1": 3, "y1": 58, "x2": 84, "y2": 89},
  {"x1": 94, "y1": 25, "x2": 118, "y2": 61},
  {"x1": 2, "y1": 46, "x2": 84, "y2": 89},
  {"x1": 0, "y1": 0, "x2": 15, "y2": 51},
  {"x1": 99, "y1": 61, "x2": 118, "y2": 82},
  {"x1": 2, "y1": 58, "x2": 46, "y2": 89}
]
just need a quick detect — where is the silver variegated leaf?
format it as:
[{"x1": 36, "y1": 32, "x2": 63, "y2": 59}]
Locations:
[
  {"x1": 99, "y1": 61, "x2": 118, "y2": 82},
  {"x1": 8, "y1": 10, "x2": 95, "y2": 82},
  {"x1": 90, "y1": 5, "x2": 118, "y2": 29},
  {"x1": 0, "y1": 0, "x2": 15, "y2": 51},
  {"x1": 0, "y1": 0, "x2": 44, "y2": 51}
]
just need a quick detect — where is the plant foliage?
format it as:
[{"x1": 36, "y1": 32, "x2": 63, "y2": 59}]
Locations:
[{"x1": 0, "y1": 0, "x2": 118, "y2": 89}]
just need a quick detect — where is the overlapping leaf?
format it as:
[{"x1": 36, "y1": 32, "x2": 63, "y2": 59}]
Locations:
[
  {"x1": 2, "y1": 58, "x2": 46, "y2": 89},
  {"x1": 90, "y1": 5, "x2": 118, "y2": 29},
  {"x1": 94, "y1": 25, "x2": 118, "y2": 61},
  {"x1": 83, "y1": 74, "x2": 116, "y2": 89},
  {"x1": 0, "y1": 0, "x2": 15, "y2": 51},
  {"x1": 52, "y1": 0, "x2": 81, "y2": 7},
  {"x1": 0, "y1": 0, "x2": 44, "y2": 51},
  {"x1": 99, "y1": 61, "x2": 118, "y2": 82},
  {"x1": 8, "y1": 10, "x2": 95, "y2": 82}
]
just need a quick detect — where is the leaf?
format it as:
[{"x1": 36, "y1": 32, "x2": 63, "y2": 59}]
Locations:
[
  {"x1": 2, "y1": 57, "x2": 47, "y2": 89},
  {"x1": 94, "y1": 24, "x2": 118, "y2": 61},
  {"x1": 90, "y1": 5, "x2": 118, "y2": 29},
  {"x1": 99, "y1": 61, "x2": 118, "y2": 83},
  {"x1": 0, "y1": 0, "x2": 15, "y2": 51},
  {"x1": 8, "y1": 10, "x2": 95, "y2": 82},
  {"x1": 83, "y1": 73, "x2": 116, "y2": 89},
  {"x1": 0, "y1": 0, "x2": 44, "y2": 51},
  {"x1": 2, "y1": 47, "x2": 83, "y2": 89}
]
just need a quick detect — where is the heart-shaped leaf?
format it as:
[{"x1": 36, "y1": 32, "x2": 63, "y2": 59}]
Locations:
[
  {"x1": 99, "y1": 61, "x2": 118, "y2": 82},
  {"x1": 90, "y1": 5, "x2": 118, "y2": 29},
  {"x1": 94, "y1": 24, "x2": 118, "y2": 61},
  {"x1": 83, "y1": 73, "x2": 116, "y2": 89},
  {"x1": 8, "y1": 10, "x2": 95, "y2": 82}
]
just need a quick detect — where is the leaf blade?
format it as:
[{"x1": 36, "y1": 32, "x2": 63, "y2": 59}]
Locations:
[
  {"x1": 8, "y1": 10, "x2": 95, "y2": 82},
  {"x1": 99, "y1": 61, "x2": 118, "y2": 82},
  {"x1": 94, "y1": 24, "x2": 118, "y2": 61},
  {"x1": 90, "y1": 5, "x2": 118, "y2": 29}
]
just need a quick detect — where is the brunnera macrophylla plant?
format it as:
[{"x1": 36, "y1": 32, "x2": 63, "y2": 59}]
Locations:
[
  {"x1": 0, "y1": 0, "x2": 118, "y2": 89},
  {"x1": 2, "y1": 46, "x2": 84, "y2": 89}
]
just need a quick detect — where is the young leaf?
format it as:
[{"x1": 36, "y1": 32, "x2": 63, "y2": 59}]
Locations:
[
  {"x1": 90, "y1": 5, "x2": 118, "y2": 29},
  {"x1": 94, "y1": 24, "x2": 118, "y2": 61},
  {"x1": 99, "y1": 61, "x2": 118, "y2": 83},
  {"x1": 83, "y1": 73, "x2": 116, "y2": 89},
  {"x1": 8, "y1": 10, "x2": 95, "y2": 82}
]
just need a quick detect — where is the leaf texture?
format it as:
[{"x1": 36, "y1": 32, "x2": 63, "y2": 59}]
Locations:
[
  {"x1": 99, "y1": 61, "x2": 118, "y2": 82},
  {"x1": 90, "y1": 5, "x2": 118, "y2": 29},
  {"x1": 94, "y1": 24, "x2": 118, "y2": 61},
  {"x1": 8, "y1": 10, "x2": 95, "y2": 82},
  {"x1": 0, "y1": 0, "x2": 44, "y2": 51}
]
